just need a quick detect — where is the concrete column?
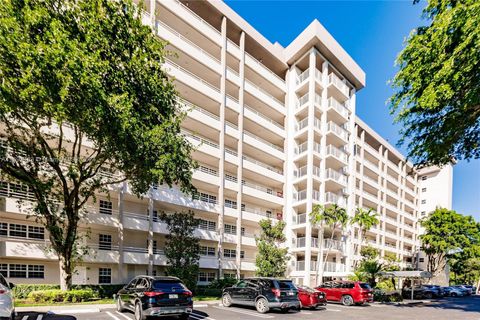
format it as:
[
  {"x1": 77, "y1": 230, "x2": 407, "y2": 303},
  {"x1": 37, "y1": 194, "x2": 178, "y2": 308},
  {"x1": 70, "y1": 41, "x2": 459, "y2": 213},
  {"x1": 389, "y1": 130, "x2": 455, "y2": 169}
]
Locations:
[
  {"x1": 345, "y1": 88, "x2": 356, "y2": 272},
  {"x1": 303, "y1": 49, "x2": 316, "y2": 286},
  {"x1": 147, "y1": 189, "x2": 154, "y2": 276},
  {"x1": 235, "y1": 31, "x2": 245, "y2": 279},
  {"x1": 217, "y1": 16, "x2": 228, "y2": 280},
  {"x1": 149, "y1": 0, "x2": 156, "y2": 27},
  {"x1": 118, "y1": 182, "x2": 126, "y2": 283}
]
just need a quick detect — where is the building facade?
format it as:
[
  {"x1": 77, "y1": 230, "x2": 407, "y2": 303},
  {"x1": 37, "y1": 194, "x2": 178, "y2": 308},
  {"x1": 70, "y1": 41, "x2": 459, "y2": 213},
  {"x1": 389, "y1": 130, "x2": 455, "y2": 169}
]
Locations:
[{"x1": 0, "y1": 0, "x2": 452, "y2": 287}]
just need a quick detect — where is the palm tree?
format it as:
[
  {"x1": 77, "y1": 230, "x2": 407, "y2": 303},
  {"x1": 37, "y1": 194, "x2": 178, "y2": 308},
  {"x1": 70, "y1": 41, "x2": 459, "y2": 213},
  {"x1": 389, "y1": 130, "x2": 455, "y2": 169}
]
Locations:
[
  {"x1": 360, "y1": 260, "x2": 383, "y2": 288},
  {"x1": 351, "y1": 207, "x2": 379, "y2": 267},
  {"x1": 310, "y1": 204, "x2": 349, "y2": 285}
]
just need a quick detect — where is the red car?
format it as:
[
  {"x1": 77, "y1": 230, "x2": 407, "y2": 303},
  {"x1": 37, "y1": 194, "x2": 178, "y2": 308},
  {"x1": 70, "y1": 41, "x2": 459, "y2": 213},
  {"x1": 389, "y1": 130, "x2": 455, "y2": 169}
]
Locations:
[
  {"x1": 315, "y1": 281, "x2": 373, "y2": 306},
  {"x1": 296, "y1": 285, "x2": 327, "y2": 309}
]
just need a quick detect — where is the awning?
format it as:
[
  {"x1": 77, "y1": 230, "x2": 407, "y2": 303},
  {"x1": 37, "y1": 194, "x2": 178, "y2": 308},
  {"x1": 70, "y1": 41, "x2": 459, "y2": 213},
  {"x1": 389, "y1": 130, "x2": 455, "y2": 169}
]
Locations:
[{"x1": 379, "y1": 271, "x2": 432, "y2": 278}]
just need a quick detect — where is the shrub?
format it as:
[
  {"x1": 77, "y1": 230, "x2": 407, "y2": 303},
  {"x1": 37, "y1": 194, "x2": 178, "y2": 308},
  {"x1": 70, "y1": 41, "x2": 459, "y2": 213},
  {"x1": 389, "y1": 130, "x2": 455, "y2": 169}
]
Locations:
[
  {"x1": 14, "y1": 284, "x2": 124, "y2": 300},
  {"x1": 207, "y1": 278, "x2": 237, "y2": 290},
  {"x1": 195, "y1": 286, "x2": 222, "y2": 297},
  {"x1": 376, "y1": 279, "x2": 395, "y2": 291},
  {"x1": 373, "y1": 289, "x2": 403, "y2": 303},
  {"x1": 27, "y1": 289, "x2": 96, "y2": 303},
  {"x1": 71, "y1": 284, "x2": 125, "y2": 299},
  {"x1": 13, "y1": 284, "x2": 60, "y2": 299}
]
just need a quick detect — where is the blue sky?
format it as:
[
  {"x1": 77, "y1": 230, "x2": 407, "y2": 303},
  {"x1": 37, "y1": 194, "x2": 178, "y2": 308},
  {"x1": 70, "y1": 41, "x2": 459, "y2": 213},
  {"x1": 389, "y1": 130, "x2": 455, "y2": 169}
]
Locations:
[{"x1": 225, "y1": 0, "x2": 480, "y2": 221}]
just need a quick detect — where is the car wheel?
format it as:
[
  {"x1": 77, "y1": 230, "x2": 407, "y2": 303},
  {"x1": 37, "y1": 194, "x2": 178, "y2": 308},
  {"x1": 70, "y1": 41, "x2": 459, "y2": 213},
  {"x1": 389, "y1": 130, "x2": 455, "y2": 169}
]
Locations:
[
  {"x1": 116, "y1": 297, "x2": 125, "y2": 312},
  {"x1": 255, "y1": 297, "x2": 270, "y2": 314},
  {"x1": 341, "y1": 295, "x2": 354, "y2": 306},
  {"x1": 222, "y1": 293, "x2": 233, "y2": 307},
  {"x1": 134, "y1": 301, "x2": 145, "y2": 320},
  {"x1": 424, "y1": 292, "x2": 433, "y2": 299}
]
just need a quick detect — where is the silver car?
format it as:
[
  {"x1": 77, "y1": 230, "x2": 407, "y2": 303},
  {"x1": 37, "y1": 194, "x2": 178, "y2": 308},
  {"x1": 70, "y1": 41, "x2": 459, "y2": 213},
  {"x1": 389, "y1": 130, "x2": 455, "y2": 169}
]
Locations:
[{"x1": 0, "y1": 274, "x2": 15, "y2": 320}]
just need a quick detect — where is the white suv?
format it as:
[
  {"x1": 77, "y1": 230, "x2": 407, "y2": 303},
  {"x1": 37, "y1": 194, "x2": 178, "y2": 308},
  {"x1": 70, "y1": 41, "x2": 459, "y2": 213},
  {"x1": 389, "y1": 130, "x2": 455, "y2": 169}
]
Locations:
[{"x1": 0, "y1": 274, "x2": 15, "y2": 320}]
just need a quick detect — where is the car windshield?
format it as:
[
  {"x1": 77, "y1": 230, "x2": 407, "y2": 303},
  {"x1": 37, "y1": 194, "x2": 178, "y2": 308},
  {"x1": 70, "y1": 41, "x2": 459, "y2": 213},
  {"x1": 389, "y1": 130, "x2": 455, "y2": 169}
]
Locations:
[
  {"x1": 359, "y1": 283, "x2": 372, "y2": 290},
  {"x1": 152, "y1": 280, "x2": 187, "y2": 291},
  {"x1": 278, "y1": 281, "x2": 296, "y2": 290}
]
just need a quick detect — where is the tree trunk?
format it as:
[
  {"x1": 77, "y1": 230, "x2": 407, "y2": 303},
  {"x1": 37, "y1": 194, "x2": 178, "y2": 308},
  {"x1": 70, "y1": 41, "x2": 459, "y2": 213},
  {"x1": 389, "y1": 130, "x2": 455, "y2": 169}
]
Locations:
[
  {"x1": 59, "y1": 256, "x2": 73, "y2": 291},
  {"x1": 315, "y1": 228, "x2": 323, "y2": 285},
  {"x1": 321, "y1": 228, "x2": 336, "y2": 281}
]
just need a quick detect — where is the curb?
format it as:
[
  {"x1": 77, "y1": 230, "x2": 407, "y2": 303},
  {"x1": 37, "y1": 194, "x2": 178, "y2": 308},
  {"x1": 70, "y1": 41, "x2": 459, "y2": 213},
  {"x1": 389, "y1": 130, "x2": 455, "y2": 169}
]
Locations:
[{"x1": 15, "y1": 304, "x2": 116, "y2": 313}]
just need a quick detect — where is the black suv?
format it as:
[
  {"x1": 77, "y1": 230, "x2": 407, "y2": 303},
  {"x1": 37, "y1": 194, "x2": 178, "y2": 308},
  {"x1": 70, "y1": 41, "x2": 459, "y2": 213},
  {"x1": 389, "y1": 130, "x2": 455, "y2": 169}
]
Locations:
[
  {"x1": 115, "y1": 276, "x2": 193, "y2": 320},
  {"x1": 222, "y1": 277, "x2": 300, "y2": 313}
]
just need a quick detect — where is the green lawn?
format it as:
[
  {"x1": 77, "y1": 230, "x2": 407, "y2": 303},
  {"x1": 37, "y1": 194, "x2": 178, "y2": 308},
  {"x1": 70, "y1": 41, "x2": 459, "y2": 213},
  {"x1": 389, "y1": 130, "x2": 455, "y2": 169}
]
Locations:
[
  {"x1": 193, "y1": 296, "x2": 220, "y2": 301},
  {"x1": 15, "y1": 298, "x2": 114, "y2": 307}
]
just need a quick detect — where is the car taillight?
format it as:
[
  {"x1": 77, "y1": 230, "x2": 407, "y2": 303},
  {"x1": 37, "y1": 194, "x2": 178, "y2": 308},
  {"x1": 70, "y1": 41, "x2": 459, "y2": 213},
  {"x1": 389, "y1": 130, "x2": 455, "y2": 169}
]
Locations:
[
  {"x1": 183, "y1": 290, "x2": 193, "y2": 297},
  {"x1": 272, "y1": 288, "x2": 281, "y2": 297},
  {"x1": 144, "y1": 291, "x2": 163, "y2": 297},
  {"x1": 0, "y1": 290, "x2": 6, "y2": 294}
]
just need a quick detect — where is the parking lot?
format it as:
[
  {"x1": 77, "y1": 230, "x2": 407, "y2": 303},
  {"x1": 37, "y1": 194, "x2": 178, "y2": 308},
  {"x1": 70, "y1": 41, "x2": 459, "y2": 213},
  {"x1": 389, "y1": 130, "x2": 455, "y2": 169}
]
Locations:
[{"x1": 14, "y1": 296, "x2": 480, "y2": 320}]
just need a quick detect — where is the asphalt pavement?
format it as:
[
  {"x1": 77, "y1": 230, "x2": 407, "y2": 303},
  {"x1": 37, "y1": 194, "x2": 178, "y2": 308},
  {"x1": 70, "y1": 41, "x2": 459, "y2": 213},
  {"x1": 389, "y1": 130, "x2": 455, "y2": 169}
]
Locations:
[{"x1": 15, "y1": 295, "x2": 480, "y2": 320}]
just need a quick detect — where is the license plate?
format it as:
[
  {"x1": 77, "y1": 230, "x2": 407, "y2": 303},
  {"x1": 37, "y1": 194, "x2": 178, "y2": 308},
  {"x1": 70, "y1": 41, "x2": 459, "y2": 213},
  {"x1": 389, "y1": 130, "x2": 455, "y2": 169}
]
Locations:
[
  {"x1": 169, "y1": 294, "x2": 178, "y2": 299},
  {"x1": 287, "y1": 292, "x2": 294, "y2": 296}
]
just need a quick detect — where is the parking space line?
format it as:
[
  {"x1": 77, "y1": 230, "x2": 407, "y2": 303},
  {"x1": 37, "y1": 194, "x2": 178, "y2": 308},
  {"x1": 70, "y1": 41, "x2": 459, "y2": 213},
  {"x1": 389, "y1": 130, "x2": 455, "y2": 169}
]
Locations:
[
  {"x1": 115, "y1": 311, "x2": 134, "y2": 320},
  {"x1": 325, "y1": 308, "x2": 341, "y2": 312},
  {"x1": 213, "y1": 306, "x2": 274, "y2": 318},
  {"x1": 36, "y1": 316, "x2": 43, "y2": 320},
  {"x1": 106, "y1": 311, "x2": 122, "y2": 320},
  {"x1": 302, "y1": 312, "x2": 312, "y2": 315},
  {"x1": 21, "y1": 316, "x2": 29, "y2": 320}
]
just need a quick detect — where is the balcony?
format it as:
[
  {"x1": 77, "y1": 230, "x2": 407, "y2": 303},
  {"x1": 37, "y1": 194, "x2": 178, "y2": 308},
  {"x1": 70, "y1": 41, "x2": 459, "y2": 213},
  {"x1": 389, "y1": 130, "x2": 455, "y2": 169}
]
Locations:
[
  {"x1": 295, "y1": 237, "x2": 319, "y2": 248},
  {"x1": 244, "y1": 51, "x2": 285, "y2": 90},
  {"x1": 296, "y1": 260, "x2": 317, "y2": 272},
  {"x1": 296, "y1": 93, "x2": 309, "y2": 111},
  {"x1": 244, "y1": 104, "x2": 284, "y2": 134},
  {"x1": 325, "y1": 144, "x2": 348, "y2": 164},
  {"x1": 295, "y1": 142, "x2": 321, "y2": 156},
  {"x1": 327, "y1": 121, "x2": 349, "y2": 142},
  {"x1": 325, "y1": 168, "x2": 347, "y2": 186},
  {"x1": 328, "y1": 73, "x2": 350, "y2": 101},
  {"x1": 296, "y1": 69, "x2": 309, "y2": 86},
  {"x1": 244, "y1": 78, "x2": 284, "y2": 112},
  {"x1": 327, "y1": 97, "x2": 350, "y2": 121},
  {"x1": 293, "y1": 213, "x2": 307, "y2": 225},
  {"x1": 324, "y1": 239, "x2": 345, "y2": 252},
  {"x1": 295, "y1": 190, "x2": 320, "y2": 202},
  {"x1": 325, "y1": 192, "x2": 346, "y2": 206},
  {"x1": 324, "y1": 262, "x2": 347, "y2": 273},
  {"x1": 244, "y1": 130, "x2": 284, "y2": 157},
  {"x1": 0, "y1": 237, "x2": 56, "y2": 260},
  {"x1": 295, "y1": 118, "x2": 308, "y2": 132}
]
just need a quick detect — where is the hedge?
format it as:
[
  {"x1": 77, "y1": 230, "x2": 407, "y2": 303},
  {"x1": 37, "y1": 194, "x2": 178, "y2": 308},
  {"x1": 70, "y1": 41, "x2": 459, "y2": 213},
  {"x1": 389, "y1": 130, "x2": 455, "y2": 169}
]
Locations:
[
  {"x1": 28, "y1": 289, "x2": 96, "y2": 303},
  {"x1": 13, "y1": 284, "x2": 125, "y2": 299},
  {"x1": 373, "y1": 289, "x2": 403, "y2": 302}
]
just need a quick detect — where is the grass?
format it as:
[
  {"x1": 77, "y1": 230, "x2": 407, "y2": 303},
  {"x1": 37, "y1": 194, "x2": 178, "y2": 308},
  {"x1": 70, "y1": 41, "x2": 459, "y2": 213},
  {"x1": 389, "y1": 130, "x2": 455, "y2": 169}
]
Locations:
[{"x1": 15, "y1": 298, "x2": 114, "y2": 307}]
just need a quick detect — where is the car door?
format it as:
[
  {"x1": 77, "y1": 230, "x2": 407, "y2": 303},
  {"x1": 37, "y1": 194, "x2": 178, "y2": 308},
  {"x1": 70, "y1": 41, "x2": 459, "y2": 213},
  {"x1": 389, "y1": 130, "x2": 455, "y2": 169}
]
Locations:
[
  {"x1": 121, "y1": 278, "x2": 138, "y2": 309},
  {"x1": 319, "y1": 282, "x2": 334, "y2": 301},
  {"x1": 331, "y1": 282, "x2": 343, "y2": 301},
  {"x1": 244, "y1": 280, "x2": 260, "y2": 305},
  {"x1": 0, "y1": 275, "x2": 13, "y2": 317},
  {"x1": 132, "y1": 278, "x2": 149, "y2": 304},
  {"x1": 230, "y1": 280, "x2": 247, "y2": 303}
]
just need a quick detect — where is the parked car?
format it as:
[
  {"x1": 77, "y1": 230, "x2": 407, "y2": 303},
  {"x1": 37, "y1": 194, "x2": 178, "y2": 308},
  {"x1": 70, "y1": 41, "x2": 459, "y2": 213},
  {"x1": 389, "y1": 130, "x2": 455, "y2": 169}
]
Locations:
[
  {"x1": 222, "y1": 278, "x2": 300, "y2": 313},
  {"x1": 402, "y1": 285, "x2": 442, "y2": 299},
  {"x1": 315, "y1": 281, "x2": 373, "y2": 306},
  {"x1": 115, "y1": 276, "x2": 193, "y2": 320},
  {"x1": 296, "y1": 285, "x2": 327, "y2": 309},
  {"x1": 451, "y1": 285, "x2": 472, "y2": 296},
  {"x1": 442, "y1": 286, "x2": 467, "y2": 297},
  {"x1": 0, "y1": 274, "x2": 15, "y2": 320}
]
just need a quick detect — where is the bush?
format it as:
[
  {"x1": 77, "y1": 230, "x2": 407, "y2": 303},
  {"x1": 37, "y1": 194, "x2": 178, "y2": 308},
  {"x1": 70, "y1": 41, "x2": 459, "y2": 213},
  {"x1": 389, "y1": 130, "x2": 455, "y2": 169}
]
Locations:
[
  {"x1": 13, "y1": 284, "x2": 124, "y2": 300},
  {"x1": 376, "y1": 279, "x2": 396, "y2": 291},
  {"x1": 207, "y1": 278, "x2": 237, "y2": 290},
  {"x1": 373, "y1": 289, "x2": 403, "y2": 303},
  {"x1": 71, "y1": 284, "x2": 125, "y2": 299},
  {"x1": 27, "y1": 289, "x2": 96, "y2": 303},
  {"x1": 13, "y1": 284, "x2": 60, "y2": 299},
  {"x1": 195, "y1": 286, "x2": 222, "y2": 297}
]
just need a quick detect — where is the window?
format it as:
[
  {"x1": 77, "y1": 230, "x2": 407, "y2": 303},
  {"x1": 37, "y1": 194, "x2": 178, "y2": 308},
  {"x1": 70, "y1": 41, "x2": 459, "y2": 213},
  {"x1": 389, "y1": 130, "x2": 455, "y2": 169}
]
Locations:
[
  {"x1": 421, "y1": 211, "x2": 426, "y2": 216},
  {"x1": 419, "y1": 258, "x2": 425, "y2": 263},
  {"x1": 224, "y1": 273, "x2": 236, "y2": 279},
  {"x1": 224, "y1": 249, "x2": 236, "y2": 258},
  {"x1": 224, "y1": 224, "x2": 237, "y2": 235},
  {"x1": 421, "y1": 176, "x2": 427, "y2": 180},
  {"x1": 198, "y1": 219, "x2": 216, "y2": 231},
  {"x1": 99, "y1": 200, "x2": 113, "y2": 215},
  {"x1": 28, "y1": 226, "x2": 45, "y2": 239},
  {"x1": 240, "y1": 250, "x2": 245, "y2": 259},
  {"x1": 9, "y1": 224, "x2": 27, "y2": 238},
  {"x1": 0, "y1": 264, "x2": 7, "y2": 277},
  {"x1": 198, "y1": 272, "x2": 216, "y2": 282},
  {"x1": 422, "y1": 188, "x2": 427, "y2": 192},
  {"x1": 224, "y1": 199, "x2": 237, "y2": 209},
  {"x1": 199, "y1": 246, "x2": 216, "y2": 257},
  {"x1": 0, "y1": 223, "x2": 7, "y2": 236},
  {"x1": 195, "y1": 192, "x2": 217, "y2": 204},
  {"x1": 28, "y1": 265, "x2": 44, "y2": 278},
  {"x1": 421, "y1": 200, "x2": 426, "y2": 204},
  {"x1": 99, "y1": 268, "x2": 111, "y2": 284},
  {"x1": 99, "y1": 234, "x2": 112, "y2": 250},
  {"x1": 9, "y1": 264, "x2": 27, "y2": 278},
  {"x1": 152, "y1": 210, "x2": 158, "y2": 222},
  {"x1": 241, "y1": 227, "x2": 245, "y2": 236}
]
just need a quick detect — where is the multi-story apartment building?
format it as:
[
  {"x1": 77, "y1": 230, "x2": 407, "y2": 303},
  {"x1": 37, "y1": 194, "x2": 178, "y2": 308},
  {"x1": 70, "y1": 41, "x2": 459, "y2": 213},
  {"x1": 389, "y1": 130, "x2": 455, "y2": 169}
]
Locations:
[{"x1": 0, "y1": 0, "x2": 452, "y2": 287}]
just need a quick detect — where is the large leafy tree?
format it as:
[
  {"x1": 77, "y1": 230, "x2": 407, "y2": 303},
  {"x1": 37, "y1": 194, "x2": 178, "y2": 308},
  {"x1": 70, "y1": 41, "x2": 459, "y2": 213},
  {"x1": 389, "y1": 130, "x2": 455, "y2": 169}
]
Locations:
[
  {"x1": 255, "y1": 219, "x2": 289, "y2": 277},
  {"x1": 0, "y1": 0, "x2": 196, "y2": 289},
  {"x1": 390, "y1": 0, "x2": 480, "y2": 166},
  {"x1": 420, "y1": 208, "x2": 480, "y2": 277},
  {"x1": 160, "y1": 211, "x2": 200, "y2": 291},
  {"x1": 310, "y1": 204, "x2": 349, "y2": 284},
  {"x1": 351, "y1": 207, "x2": 379, "y2": 267}
]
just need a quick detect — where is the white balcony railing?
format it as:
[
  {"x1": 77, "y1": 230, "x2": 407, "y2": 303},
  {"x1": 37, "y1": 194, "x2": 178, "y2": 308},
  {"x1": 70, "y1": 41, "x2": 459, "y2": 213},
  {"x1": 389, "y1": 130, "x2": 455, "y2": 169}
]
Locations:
[
  {"x1": 325, "y1": 144, "x2": 348, "y2": 163},
  {"x1": 328, "y1": 73, "x2": 349, "y2": 97},
  {"x1": 296, "y1": 118, "x2": 308, "y2": 131},
  {"x1": 324, "y1": 262, "x2": 347, "y2": 273},
  {"x1": 296, "y1": 237, "x2": 318, "y2": 248},
  {"x1": 296, "y1": 69, "x2": 310, "y2": 85},
  {"x1": 244, "y1": 130, "x2": 283, "y2": 152},
  {"x1": 327, "y1": 121, "x2": 349, "y2": 141},
  {"x1": 327, "y1": 97, "x2": 349, "y2": 118},
  {"x1": 293, "y1": 213, "x2": 307, "y2": 224},
  {"x1": 325, "y1": 168, "x2": 347, "y2": 185},
  {"x1": 296, "y1": 93, "x2": 309, "y2": 110},
  {"x1": 325, "y1": 192, "x2": 346, "y2": 205},
  {"x1": 244, "y1": 104, "x2": 283, "y2": 129}
]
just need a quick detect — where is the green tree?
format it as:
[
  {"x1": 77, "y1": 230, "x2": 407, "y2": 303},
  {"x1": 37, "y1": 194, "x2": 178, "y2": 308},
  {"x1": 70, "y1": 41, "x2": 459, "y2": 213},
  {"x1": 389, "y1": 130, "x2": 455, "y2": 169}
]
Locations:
[
  {"x1": 310, "y1": 204, "x2": 349, "y2": 284},
  {"x1": 390, "y1": 0, "x2": 480, "y2": 166},
  {"x1": 255, "y1": 219, "x2": 289, "y2": 277},
  {"x1": 420, "y1": 208, "x2": 480, "y2": 277},
  {"x1": 160, "y1": 211, "x2": 200, "y2": 291},
  {"x1": 0, "y1": 0, "x2": 196, "y2": 290},
  {"x1": 360, "y1": 246, "x2": 380, "y2": 260},
  {"x1": 351, "y1": 207, "x2": 379, "y2": 267}
]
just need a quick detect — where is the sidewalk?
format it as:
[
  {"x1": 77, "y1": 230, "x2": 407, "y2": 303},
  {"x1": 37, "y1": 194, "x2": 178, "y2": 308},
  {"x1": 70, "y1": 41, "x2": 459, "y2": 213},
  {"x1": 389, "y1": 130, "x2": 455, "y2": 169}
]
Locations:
[{"x1": 374, "y1": 299, "x2": 432, "y2": 306}]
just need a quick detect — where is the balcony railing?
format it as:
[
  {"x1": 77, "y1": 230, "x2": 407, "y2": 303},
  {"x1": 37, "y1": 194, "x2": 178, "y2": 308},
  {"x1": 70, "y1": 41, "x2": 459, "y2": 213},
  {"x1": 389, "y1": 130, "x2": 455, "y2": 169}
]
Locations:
[
  {"x1": 296, "y1": 260, "x2": 317, "y2": 272},
  {"x1": 242, "y1": 206, "x2": 275, "y2": 218},
  {"x1": 296, "y1": 118, "x2": 308, "y2": 131},
  {"x1": 325, "y1": 144, "x2": 348, "y2": 163},
  {"x1": 328, "y1": 73, "x2": 349, "y2": 97},
  {"x1": 325, "y1": 192, "x2": 346, "y2": 205},
  {"x1": 245, "y1": 78, "x2": 284, "y2": 106},
  {"x1": 295, "y1": 190, "x2": 320, "y2": 202},
  {"x1": 324, "y1": 262, "x2": 347, "y2": 273},
  {"x1": 244, "y1": 131, "x2": 283, "y2": 152},
  {"x1": 244, "y1": 104, "x2": 283, "y2": 129},
  {"x1": 242, "y1": 154, "x2": 283, "y2": 174},
  {"x1": 164, "y1": 59, "x2": 219, "y2": 93},
  {"x1": 244, "y1": 51, "x2": 285, "y2": 84},
  {"x1": 324, "y1": 239, "x2": 345, "y2": 252},
  {"x1": 315, "y1": 69, "x2": 323, "y2": 83},
  {"x1": 327, "y1": 97, "x2": 349, "y2": 118},
  {"x1": 327, "y1": 121, "x2": 349, "y2": 141},
  {"x1": 296, "y1": 237, "x2": 319, "y2": 248},
  {"x1": 197, "y1": 164, "x2": 219, "y2": 177},
  {"x1": 296, "y1": 93, "x2": 309, "y2": 110},
  {"x1": 242, "y1": 180, "x2": 283, "y2": 198},
  {"x1": 179, "y1": 98, "x2": 219, "y2": 120},
  {"x1": 296, "y1": 69, "x2": 309, "y2": 85},
  {"x1": 325, "y1": 168, "x2": 347, "y2": 185},
  {"x1": 293, "y1": 213, "x2": 307, "y2": 224}
]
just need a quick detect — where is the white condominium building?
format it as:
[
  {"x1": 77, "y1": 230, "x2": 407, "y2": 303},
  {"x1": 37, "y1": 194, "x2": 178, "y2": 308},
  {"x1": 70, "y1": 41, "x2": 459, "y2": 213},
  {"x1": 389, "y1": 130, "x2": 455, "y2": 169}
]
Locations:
[{"x1": 0, "y1": 0, "x2": 452, "y2": 287}]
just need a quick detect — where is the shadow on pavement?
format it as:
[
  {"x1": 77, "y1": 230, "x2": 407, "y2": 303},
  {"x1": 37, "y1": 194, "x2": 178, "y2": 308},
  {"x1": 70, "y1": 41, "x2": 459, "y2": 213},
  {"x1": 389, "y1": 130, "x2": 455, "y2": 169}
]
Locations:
[
  {"x1": 392, "y1": 296, "x2": 480, "y2": 314},
  {"x1": 17, "y1": 312, "x2": 77, "y2": 320}
]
